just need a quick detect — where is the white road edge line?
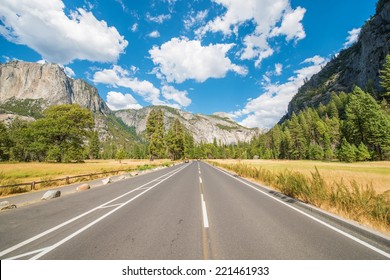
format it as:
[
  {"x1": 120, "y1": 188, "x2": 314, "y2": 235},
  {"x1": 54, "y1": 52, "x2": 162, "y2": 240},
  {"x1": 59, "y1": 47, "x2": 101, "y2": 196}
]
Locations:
[
  {"x1": 201, "y1": 194, "x2": 209, "y2": 228},
  {"x1": 0, "y1": 164, "x2": 187, "y2": 258},
  {"x1": 210, "y1": 163, "x2": 390, "y2": 259}
]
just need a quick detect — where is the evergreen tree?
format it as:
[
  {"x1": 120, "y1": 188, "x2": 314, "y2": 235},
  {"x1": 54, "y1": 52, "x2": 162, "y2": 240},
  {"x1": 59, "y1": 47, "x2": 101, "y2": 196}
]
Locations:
[
  {"x1": 115, "y1": 148, "x2": 127, "y2": 163},
  {"x1": 344, "y1": 87, "x2": 390, "y2": 159},
  {"x1": 146, "y1": 108, "x2": 165, "y2": 160},
  {"x1": 337, "y1": 138, "x2": 357, "y2": 163},
  {"x1": 379, "y1": 54, "x2": 390, "y2": 100},
  {"x1": 166, "y1": 118, "x2": 185, "y2": 160},
  {"x1": 0, "y1": 122, "x2": 11, "y2": 161},
  {"x1": 88, "y1": 131, "x2": 100, "y2": 159},
  {"x1": 289, "y1": 113, "x2": 307, "y2": 159},
  {"x1": 356, "y1": 142, "x2": 371, "y2": 161}
]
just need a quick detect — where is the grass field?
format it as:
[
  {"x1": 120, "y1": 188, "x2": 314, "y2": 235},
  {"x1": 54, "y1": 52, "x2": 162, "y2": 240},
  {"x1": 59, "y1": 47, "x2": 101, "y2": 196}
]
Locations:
[
  {"x1": 209, "y1": 159, "x2": 390, "y2": 235},
  {"x1": 0, "y1": 159, "x2": 172, "y2": 196},
  {"x1": 210, "y1": 159, "x2": 390, "y2": 194}
]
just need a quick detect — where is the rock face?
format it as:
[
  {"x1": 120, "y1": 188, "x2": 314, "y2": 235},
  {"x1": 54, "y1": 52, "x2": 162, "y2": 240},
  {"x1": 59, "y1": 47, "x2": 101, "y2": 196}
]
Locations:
[
  {"x1": 285, "y1": 1, "x2": 390, "y2": 118},
  {"x1": 0, "y1": 61, "x2": 257, "y2": 145},
  {"x1": 115, "y1": 106, "x2": 259, "y2": 145},
  {"x1": 0, "y1": 61, "x2": 111, "y2": 115}
]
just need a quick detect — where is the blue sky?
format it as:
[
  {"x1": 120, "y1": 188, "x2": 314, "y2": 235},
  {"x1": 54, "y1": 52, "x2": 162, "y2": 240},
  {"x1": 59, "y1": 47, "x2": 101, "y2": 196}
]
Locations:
[{"x1": 0, "y1": 0, "x2": 377, "y2": 128}]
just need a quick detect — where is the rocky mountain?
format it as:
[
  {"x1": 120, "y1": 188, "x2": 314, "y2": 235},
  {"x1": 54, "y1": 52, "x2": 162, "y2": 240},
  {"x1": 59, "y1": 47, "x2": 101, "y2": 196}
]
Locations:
[
  {"x1": 0, "y1": 61, "x2": 134, "y2": 143},
  {"x1": 115, "y1": 106, "x2": 258, "y2": 144},
  {"x1": 0, "y1": 61, "x2": 257, "y2": 145},
  {"x1": 284, "y1": 0, "x2": 390, "y2": 119},
  {"x1": 0, "y1": 61, "x2": 110, "y2": 115}
]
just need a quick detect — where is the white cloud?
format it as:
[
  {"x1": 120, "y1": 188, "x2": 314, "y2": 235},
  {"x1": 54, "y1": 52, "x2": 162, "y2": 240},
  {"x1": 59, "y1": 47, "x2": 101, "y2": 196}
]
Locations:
[
  {"x1": 64, "y1": 66, "x2": 75, "y2": 77},
  {"x1": 197, "y1": 0, "x2": 306, "y2": 67},
  {"x1": 148, "y1": 30, "x2": 161, "y2": 38},
  {"x1": 131, "y1": 23, "x2": 138, "y2": 32},
  {"x1": 147, "y1": 13, "x2": 171, "y2": 24},
  {"x1": 233, "y1": 55, "x2": 326, "y2": 128},
  {"x1": 162, "y1": 85, "x2": 191, "y2": 107},
  {"x1": 92, "y1": 65, "x2": 162, "y2": 105},
  {"x1": 274, "y1": 63, "x2": 283, "y2": 76},
  {"x1": 270, "y1": 6, "x2": 306, "y2": 41},
  {"x1": 184, "y1": 10, "x2": 209, "y2": 30},
  {"x1": 106, "y1": 91, "x2": 142, "y2": 111},
  {"x1": 0, "y1": 0, "x2": 128, "y2": 64},
  {"x1": 149, "y1": 37, "x2": 247, "y2": 83},
  {"x1": 343, "y1": 28, "x2": 361, "y2": 48}
]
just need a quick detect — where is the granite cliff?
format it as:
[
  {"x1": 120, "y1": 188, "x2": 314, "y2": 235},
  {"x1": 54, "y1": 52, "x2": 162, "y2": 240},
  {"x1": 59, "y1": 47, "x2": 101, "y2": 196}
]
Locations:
[
  {"x1": 284, "y1": 0, "x2": 390, "y2": 119},
  {"x1": 0, "y1": 61, "x2": 257, "y2": 145},
  {"x1": 115, "y1": 106, "x2": 258, "y2": 144}
]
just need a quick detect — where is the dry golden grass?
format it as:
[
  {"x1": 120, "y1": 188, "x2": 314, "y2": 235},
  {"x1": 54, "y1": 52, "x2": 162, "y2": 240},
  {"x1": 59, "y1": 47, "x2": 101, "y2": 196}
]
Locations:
[
  {"x1": 210, "y1": 159, "x2": 390, "y2": 194},
  {"x1": 0, "y1": 159, "x2": 170, "y2": 186},
  {"x1": 209, "y1": 159, "x2": 390, "y2": 235}
]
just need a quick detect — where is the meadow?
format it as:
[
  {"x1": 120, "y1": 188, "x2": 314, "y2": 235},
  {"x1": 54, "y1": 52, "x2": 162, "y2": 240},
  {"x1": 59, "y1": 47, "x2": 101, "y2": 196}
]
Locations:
[
  {"x1": 209, "y1": 159, "x2": 390, "y2": 235},
  {"x1": 210, "y1": 159, "x2": 390, "y2": 194},
  {"x1": 0, "y1": 159, "x2": 170, "y2": 196}
]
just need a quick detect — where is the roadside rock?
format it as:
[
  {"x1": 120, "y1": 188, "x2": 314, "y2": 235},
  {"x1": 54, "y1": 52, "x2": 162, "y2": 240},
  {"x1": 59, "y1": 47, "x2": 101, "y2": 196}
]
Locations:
[
  {"x1": 102, "y1": 177, "x2": 111, "y2": 185},
  {"x1": 41, "y1": 190, "x2": 61, "y2": 200},
  {"x1": 0, "y1": 201, "x2": 17, "y2": 210},
  {"x1": 76, "y1": 183, "x2": 91, "y2": 191}
]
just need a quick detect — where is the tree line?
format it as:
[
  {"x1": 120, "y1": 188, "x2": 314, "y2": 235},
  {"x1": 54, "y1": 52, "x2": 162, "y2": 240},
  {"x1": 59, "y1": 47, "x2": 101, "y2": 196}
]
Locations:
[{"x1": 1, "y1": 56, "x2": 390, "y2": 163}]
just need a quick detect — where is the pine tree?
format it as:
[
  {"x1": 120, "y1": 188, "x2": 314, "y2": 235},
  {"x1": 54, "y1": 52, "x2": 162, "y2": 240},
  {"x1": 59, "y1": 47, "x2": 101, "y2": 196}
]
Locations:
[
  {"x1": 289, "y1": 113, "x2": 307, "y2": 159},
  {"x1": 166, "y1": 118, "x2": 185, "y2": 160},
  {"x1": 356, "y1": 143, "x2": 371, "y2": 161},
  {"x1": 88, "y1": 131, "x2": 100, "y2": 159},
  {"x1": 379, "y1": 54, "x2": 390, "y2": 100},
  {"x1": 337, "y1": 138, "x2": 357, "y2": 163},
  {"x1": 146, "y1": 108, "x2": 165, "y2": 160}
]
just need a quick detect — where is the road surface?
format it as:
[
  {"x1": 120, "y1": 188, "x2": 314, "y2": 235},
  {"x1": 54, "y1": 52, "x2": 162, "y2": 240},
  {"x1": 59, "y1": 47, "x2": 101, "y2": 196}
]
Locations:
[{"x1": 0, "y1": 161, "x2": 389, "y2": 259}]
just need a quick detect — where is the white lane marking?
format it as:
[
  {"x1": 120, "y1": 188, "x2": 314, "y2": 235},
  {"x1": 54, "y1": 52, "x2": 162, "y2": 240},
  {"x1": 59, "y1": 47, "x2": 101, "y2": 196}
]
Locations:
[
  {"x1": 98, "y1": 203, "x2": 124, "y2": 209},
  {"x1": 28, "y1": 164, "x2": 189, "y2": 260},
  {"x1": 201, "y1": 194, "x2": 209, "y2": 228},
  {"x1": 210, "y1": 163, "x2": 390, "y2": 259},
  {"x1": 5, "y1": 247, "x2": 50, "y2": 260},
  {"x1": 199, "y1": 177, "x2": 203, "y2": 184},
  {"x1": 0, "y1": 165, "x2": 187, "y2": 259}
]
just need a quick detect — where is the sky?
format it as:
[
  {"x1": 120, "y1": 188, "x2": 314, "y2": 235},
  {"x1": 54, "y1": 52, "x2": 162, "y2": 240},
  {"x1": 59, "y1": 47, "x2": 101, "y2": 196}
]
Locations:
[{"x1": 0, "y1": 0, "x2": 377, "y2": 128}]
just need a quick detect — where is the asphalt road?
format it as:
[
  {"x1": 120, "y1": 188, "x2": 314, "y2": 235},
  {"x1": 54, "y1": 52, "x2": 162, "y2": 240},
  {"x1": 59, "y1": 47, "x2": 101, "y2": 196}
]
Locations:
[{"x1": 0, "y1": 161, "x2": 389, "y2": 260}]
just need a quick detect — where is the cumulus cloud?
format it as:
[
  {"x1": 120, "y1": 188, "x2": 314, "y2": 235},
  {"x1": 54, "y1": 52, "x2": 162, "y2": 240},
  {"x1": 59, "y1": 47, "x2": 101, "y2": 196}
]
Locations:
[
  {"x1": 0, "y1": 0, "x2": 128, "y2": 64},
  {"x1": 106, "y1": 91, "x2": 142, "y2": 111},
  {"x1": 92, "y1": 65, "x2": 161, "y2": 105},
  {"x1": 162, "y1": 85, "x2": 191, "y2": 107},
  {"x1": 148, "y1": 30, "x2": 161, "y2": 38},
  {"x1": 197, "y1": 0, "x2": 306, "y2": 67},
  {"x1": 149, "y1": 37, "x2": 247, "y2": 83},
  {"x1": 92, "y1": 65, "x2": 191, "y2": 108},
  {"x1": 233, "y1": 55, "x2": 326, "y2": 128},
  {"x1": 343, "y1": 28, "x2": 361, "y2": 48}
]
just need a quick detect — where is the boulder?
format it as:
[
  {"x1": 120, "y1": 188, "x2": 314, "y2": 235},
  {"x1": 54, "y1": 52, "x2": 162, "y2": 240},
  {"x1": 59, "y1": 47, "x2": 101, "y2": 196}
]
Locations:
[
  {"x1": 0, "y1": 201, "x2": 17, "y2": 210},
  {"x1": 76, "y1": 183, "x2": 91, "y2": 191},
  {"x1": 41, "y1": 190, "x2": 61, "y2": 200},
  {"x1": 102, "y1": 177, "x2": 111, "y2": 185}
]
